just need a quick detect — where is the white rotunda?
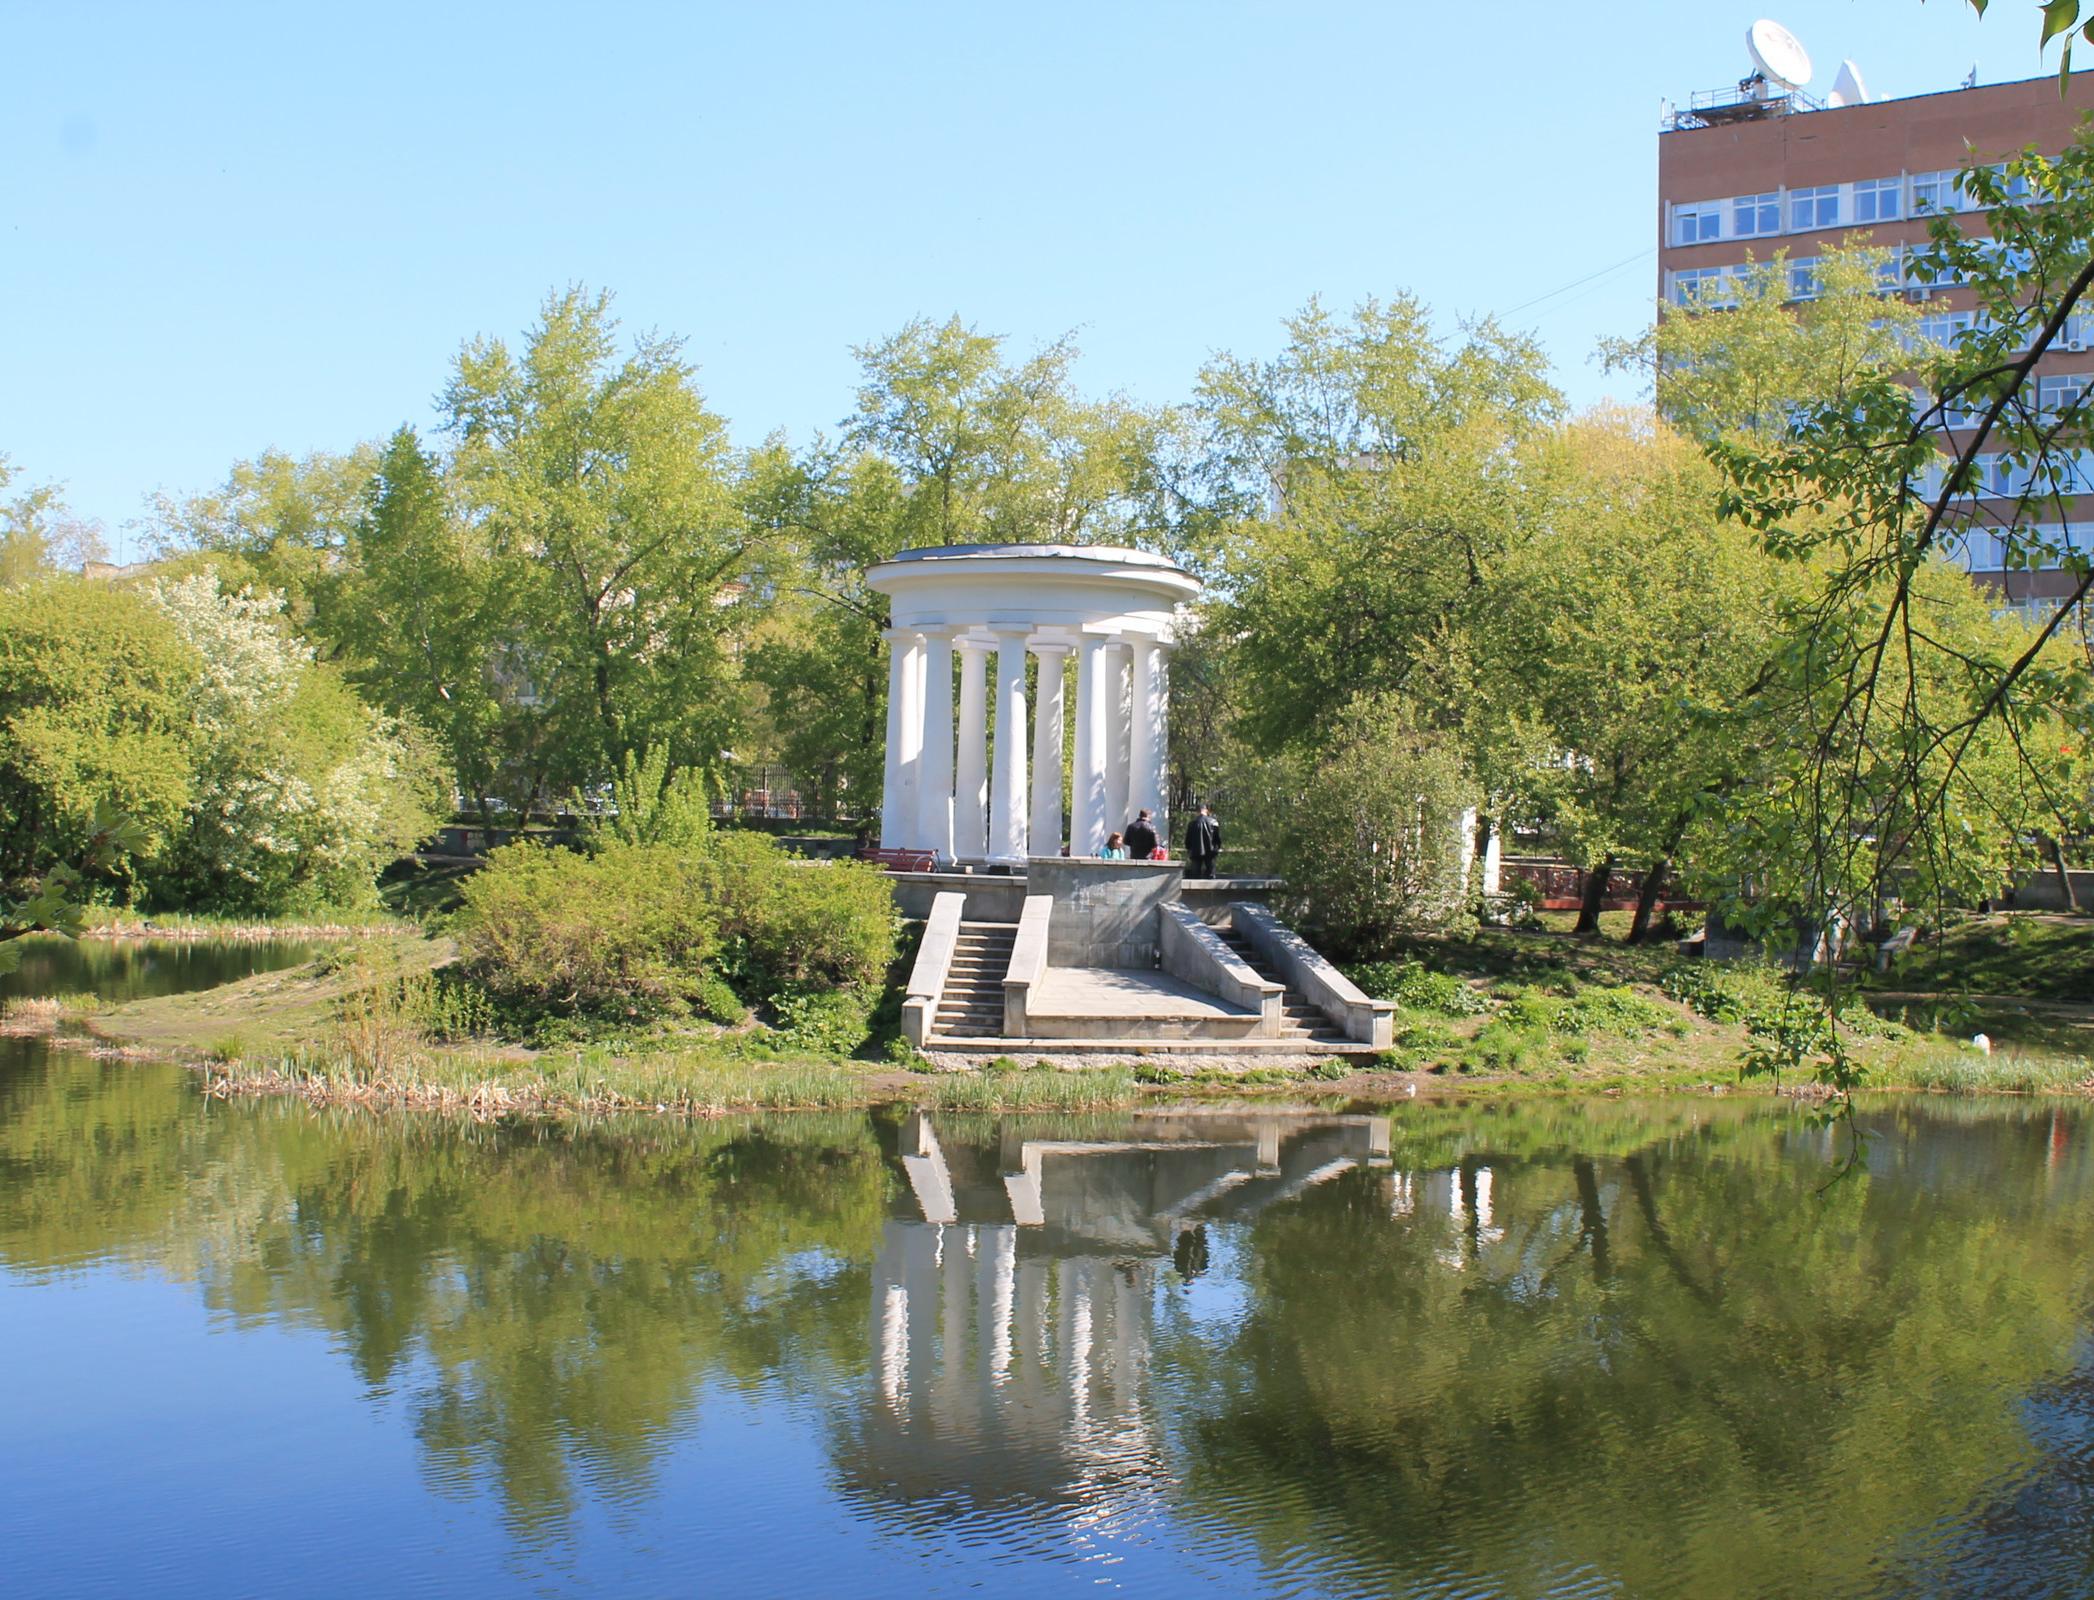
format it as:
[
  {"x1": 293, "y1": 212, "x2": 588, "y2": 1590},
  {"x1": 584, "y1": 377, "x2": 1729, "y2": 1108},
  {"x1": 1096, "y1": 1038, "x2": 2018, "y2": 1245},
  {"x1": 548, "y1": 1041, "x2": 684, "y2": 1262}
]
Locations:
[{"x1": 866, "y1": 543, "x2": 1199, "y2": 865}]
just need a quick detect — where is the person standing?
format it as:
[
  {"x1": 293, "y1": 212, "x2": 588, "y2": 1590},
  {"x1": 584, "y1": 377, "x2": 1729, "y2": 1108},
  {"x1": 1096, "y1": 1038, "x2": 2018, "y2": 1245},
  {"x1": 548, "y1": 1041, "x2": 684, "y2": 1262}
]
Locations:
[
  {"x1": 1186, "y1": 804, "x2": 1221, "y2": 880},
  {"x1": 1123, "y1": 808, "x2": 1158, "y2": 860}
]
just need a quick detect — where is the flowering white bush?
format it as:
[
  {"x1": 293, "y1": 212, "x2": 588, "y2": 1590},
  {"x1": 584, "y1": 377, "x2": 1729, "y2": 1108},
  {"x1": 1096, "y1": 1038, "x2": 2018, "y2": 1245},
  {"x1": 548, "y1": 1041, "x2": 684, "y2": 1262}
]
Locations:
[{"x1": 144, "y1": 571, "x2": 441, "y2": 913}]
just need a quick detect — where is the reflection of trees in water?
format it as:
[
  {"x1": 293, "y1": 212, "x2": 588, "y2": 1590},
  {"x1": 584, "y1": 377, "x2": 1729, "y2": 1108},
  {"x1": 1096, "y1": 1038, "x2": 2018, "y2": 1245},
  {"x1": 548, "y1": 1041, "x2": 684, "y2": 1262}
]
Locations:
[
  {"x1": 6, "y1": 1053, "x2": 2092, "y2": 1592},
  {"x1": 0, "y1": 1052, "x2": 894, "y2": 1543},
  {"x1": 1168, "y1": 1101, "x2": 2094, "y2": 1598}
]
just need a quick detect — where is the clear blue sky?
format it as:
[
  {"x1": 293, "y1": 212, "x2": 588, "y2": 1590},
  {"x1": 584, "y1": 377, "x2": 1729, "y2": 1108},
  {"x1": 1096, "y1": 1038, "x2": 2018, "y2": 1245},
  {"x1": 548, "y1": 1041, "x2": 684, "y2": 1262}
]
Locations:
[{"x1": 0, "y1": 1, "x2": 2036, "y2": 552}]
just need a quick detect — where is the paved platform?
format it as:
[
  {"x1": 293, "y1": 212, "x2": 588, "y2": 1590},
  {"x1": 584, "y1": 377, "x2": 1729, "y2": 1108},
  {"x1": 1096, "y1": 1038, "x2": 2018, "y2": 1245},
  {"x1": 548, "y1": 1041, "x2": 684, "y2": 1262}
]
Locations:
[{"x1": 1030, "y1": 965, "x2": 1255, "y2": 1023}]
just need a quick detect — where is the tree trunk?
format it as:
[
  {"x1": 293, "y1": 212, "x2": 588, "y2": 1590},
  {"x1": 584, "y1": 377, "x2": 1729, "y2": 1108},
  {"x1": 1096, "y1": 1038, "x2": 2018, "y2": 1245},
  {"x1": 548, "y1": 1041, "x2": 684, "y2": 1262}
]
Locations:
[
  {"x1": 2045, "y1": 834, "x2": 2080, "y2": 912},
  {"x1": 1627, "y1": 855, "x2": 1671, "y2": 944},
  {"x1": 1573, "y1": 853, "x2": 1616, "y2": 936}
]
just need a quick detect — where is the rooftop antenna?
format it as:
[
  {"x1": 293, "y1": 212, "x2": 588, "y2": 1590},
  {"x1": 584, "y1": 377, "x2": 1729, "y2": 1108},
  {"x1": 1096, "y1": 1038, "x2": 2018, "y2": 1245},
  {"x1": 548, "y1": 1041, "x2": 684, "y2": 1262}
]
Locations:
[
  {"x1": 1826, "y1": 58, "x2": 1870, "y2": 106},
  {"x1": 1745, "y1": 18, "x2": 1814, "y2": 96}
]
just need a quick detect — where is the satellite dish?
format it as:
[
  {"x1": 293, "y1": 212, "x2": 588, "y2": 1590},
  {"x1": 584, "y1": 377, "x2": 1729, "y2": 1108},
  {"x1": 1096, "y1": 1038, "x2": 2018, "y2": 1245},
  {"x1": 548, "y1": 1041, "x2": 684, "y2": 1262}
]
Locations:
[
  {"x1": 1827, "y1": 58, "x2": 1870, "y2": 107},
  {"x1": 1746, "y1": 19, "x2": 1814, "y2": 93}
]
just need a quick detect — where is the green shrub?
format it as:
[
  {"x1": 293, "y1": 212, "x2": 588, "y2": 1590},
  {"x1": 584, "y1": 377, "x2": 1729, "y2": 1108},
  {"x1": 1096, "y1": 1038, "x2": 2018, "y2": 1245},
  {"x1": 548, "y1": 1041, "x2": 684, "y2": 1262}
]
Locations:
[
  {"x1": 1347, "y1": 960, "x2": 1491, "y2": 1016},
  {"x1": 454, "y1": 842, "x2": 720, "y2": 1021},
  {"x1": 1460, "y1": 1014, "x2": 1556, "y2": 1075},
  {"x1": 694, "y1": 973, "x2": 748, "y2": 1026},
  {"x1": 1556, "y1": 985, "x2": 1672, "y2": 1038},
  {"x1": 765, "y1": 985, "x2": 878, "y2": 1056},
  {"x1": 702, "y1": 831, "x2": 897, "y2": 992},
  {"x1": 1304, "y1": 1057, "x2": 1350, "y2": 1081}
]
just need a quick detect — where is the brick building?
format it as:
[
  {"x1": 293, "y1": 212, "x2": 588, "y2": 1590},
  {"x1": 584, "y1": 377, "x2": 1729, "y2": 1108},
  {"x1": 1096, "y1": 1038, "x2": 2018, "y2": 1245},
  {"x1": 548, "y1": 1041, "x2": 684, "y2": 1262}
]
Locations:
[{"x1": 1658, "y1": 65, "x2": 2094, "y2": 614}]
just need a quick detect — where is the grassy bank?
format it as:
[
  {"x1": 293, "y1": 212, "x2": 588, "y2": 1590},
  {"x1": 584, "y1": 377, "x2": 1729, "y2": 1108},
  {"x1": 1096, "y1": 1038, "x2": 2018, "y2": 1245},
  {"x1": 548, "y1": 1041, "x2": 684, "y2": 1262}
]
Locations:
[
  {"x1": 80, "y1": 908, "x2": 407, "y2": 942},
  {"x1": 14, "y1": 918, "x2": 2086, "y2": 1120}
]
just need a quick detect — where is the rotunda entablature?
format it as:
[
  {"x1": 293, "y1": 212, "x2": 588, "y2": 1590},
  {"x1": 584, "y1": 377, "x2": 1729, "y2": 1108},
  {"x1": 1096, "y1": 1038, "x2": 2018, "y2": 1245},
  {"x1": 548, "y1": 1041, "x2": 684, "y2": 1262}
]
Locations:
[{"x1": 865, "y1": 543, "x2": 1199, "y2": 643}]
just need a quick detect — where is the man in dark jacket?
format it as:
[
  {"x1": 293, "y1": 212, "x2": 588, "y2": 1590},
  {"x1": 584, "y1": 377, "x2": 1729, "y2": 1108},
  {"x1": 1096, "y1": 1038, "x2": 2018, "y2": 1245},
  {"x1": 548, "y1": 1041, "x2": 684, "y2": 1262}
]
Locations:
[
  {"x1": 1123, "y1": 808, "x2": 1158, "y2": 860},
  {"x1": 1186, "y1": 804, "x2": 1221, "y2": 880}
]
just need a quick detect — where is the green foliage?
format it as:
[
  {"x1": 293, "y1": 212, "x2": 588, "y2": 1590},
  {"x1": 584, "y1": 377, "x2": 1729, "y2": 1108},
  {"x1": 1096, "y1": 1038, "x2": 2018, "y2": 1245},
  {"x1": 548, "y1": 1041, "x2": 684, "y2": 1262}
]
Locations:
[
  {"x1": 0, "y1": 455, "x2": 106, "y2": 587},
  {"x1": 1347, "y1": 959, "x2": 1492, "y2": 1016},
  {"x1": 578, "y1": 743, "x2": 715, "y2": 853},
  {"x1": 701, "y1": 832, "x2": 898, "y2": 994},
  {"x1": 1555, "y1": 985, "x2": 1675, "y2": 1038},
  {"x1": 454, "y1": 843, "x2": 722, "y2": 1022},
  {"x1": 1699, "y1": 136, "x2": 2094, "y2": 1018},
  {"x1": 762, "y1": 986, "x2": 878, "y2": 1057},
  {"x1": 1245, "y1": 695, "x2": 1479, "y2": 955},
  {"x1": 1455, "y1": 983, "x2": 1674, "y2": 1076},
  {"x1": 451, "y1": 826, "x2": 895, "y2": 1042},
  {"x1": 1194, "y1": 294, "x2": 1561, "y2": 757},
  {"x1": 693, "y1": 973, "x2": 748, "y2": 1026},
  {"x1": 0, "y1": 580, "x2": 198, "y2": 886},
  {"x1": 0, "y1": 806, "x2": 151, "y2": 975},
  {"x1": 142, "y1": 570, "x2": 446, "y2": 915},
  {"x1": 333, "y1": 427, "x2": 505, "y2": 815},
  {"x1": 1304, "y1": 1057, "x2": 1350, "y2": 1082},
  {"x1": 1660, "y1": 961, "x2": 1790, "y2": 1026},
  {"x1": 1605, "y1": 248, "x2": 1927, "y2": 447},
  {"x1": 439, "y1": 287, "x2": 750, "y2": 799}
]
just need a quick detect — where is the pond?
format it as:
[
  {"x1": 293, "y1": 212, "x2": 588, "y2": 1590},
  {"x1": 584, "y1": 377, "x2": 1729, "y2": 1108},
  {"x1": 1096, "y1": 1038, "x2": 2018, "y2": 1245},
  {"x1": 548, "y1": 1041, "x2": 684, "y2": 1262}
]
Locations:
[
  {"x1": 0, "y1": 931, "x2": 318, "y2": 1005},
  {"x1": 1, "y1": 947, "x2": 2091, "y2": 1597}
]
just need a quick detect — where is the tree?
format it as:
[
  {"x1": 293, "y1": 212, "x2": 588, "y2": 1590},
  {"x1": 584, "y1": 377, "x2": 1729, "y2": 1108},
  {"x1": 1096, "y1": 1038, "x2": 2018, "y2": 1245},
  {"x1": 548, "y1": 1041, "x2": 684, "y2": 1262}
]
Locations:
[
  {"x1": 440, "y1": 287, "x2": 754, "y2": 804},
  {"x1": 0, "y1": 578, "x2": 198, "y2": 886},
  {"x1": 331, "y1": 427, "x2": 505, "y2": 818},
  {"x1": 1241, "y1": 694, "x2": 1480, "y2": 956},
  {"x1": 1602, "y1": 246, "x2": 1928, "y2": 447},
  {"x1": 142, "y1": 571, "x2": 445, "y2": 914},
  {"x1": 843, "y1": 314, "x2": 1169, "y2": 550},
  {"x1": 1653, "y1": 134, "x2": 2094, "y2": 1123},
  {"x1": 0, "y1": 456, "x2": 107, "y2": 587},
  {"x1": 1192, "y1": 295, "x2": 1563, "y2": 757},
  {"x1": 0, "y1": 807, "x2": 149, "y2": 973},
  {"x1": 146, "y1": 444, "x2": 381, "y2": 631},
  {"x1": 1467, "y1": 409, "x2": 1804, "y2": 940}
]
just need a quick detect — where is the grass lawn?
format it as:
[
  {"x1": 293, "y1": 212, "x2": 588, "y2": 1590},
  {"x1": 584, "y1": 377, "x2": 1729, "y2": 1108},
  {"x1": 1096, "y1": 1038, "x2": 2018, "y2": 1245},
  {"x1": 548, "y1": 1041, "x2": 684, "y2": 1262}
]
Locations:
[{"x1": 1863, "y1": 911, "x2": 2094, "y2": 1003}]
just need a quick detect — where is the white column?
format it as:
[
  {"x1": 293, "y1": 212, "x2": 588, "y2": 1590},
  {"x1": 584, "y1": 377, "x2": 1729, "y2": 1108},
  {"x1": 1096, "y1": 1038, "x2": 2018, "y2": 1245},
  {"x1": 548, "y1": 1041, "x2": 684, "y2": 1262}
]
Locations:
[
  {"x1": 1129, "y1": 637, "x2": 1166, "y2": 825},
  {"x1": 1028, "y1": 642, "x2": 1069, "y2": 857},
  {"x1": 894, "y1": 630, "x2": 925, "y2": 849},
  {"x1": 879, "y1": 628, "x2": 910, "y2": 848},
  {"x1": 916, "y1": 628, "x2": 955, "y2": 862},
  {"x1": 1481, "y1": 813, "x2": 1504, "y2": 897},
  {"x1": 988, "y1": 629, "x2": 1029, "y2": 865},
  {"x1": 954, "y1": 638, "x2": 990, "y2": 862},
  {"x1": 1104, "y1": 640, "x2": 1132, "y2": 836},
  {"x1": 1071, "y1": 635, "x2": 1110, "y2": 856}
]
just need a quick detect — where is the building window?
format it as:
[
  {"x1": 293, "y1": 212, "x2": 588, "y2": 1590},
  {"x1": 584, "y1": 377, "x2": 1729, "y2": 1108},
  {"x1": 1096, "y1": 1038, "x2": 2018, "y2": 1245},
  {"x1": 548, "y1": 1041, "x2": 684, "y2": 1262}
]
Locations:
[
  {"x1": 1789, "y1": 185, "x2": 1841, "y2": 230},
  {"x1": 1673, "y1": 203, "x2": 1721, "y2": 245},
  {"x1": 1853, "y1": 177, "x2": 1902, "y2": 223},
  {"x1": 1915, "y1": 310, "x2": 1981, "y2": 349},
  {"x1": 2039, "y1": 373, "x2": 2091, "y2": 421},
  {"x1": 1911, "y1": 170, "x2": 1964, "y2": 214},
  {"x1": 1984, "y1": 164, "x2": 2034, "y2": 203},
  {"x1": 1670, "y1": 265, "x2": 1737, "y2": 307},
  {"x1": 1962, "y1": 529, "x2": 2007, "y2": 570},
  {"x1": 1922, "y1": 388, "x2": 1985, "y2": 431},
  {"x1": 1786, "y1": 258, "x2": 1819, "y2": 301},
  {"x1": 1732, "y1": 192, "x2": 1781, "y2": 236}
]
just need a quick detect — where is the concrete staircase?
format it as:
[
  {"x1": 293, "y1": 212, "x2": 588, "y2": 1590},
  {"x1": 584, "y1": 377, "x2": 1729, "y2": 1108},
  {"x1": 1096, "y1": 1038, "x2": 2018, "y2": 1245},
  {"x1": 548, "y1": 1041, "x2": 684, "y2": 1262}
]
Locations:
[
  {"x1": 1216, "y1": 924, "x2": 1348, "y2": 1045},
  {"x1": 932, "y1": 921, "x2": 1016, "y2": 1039}
]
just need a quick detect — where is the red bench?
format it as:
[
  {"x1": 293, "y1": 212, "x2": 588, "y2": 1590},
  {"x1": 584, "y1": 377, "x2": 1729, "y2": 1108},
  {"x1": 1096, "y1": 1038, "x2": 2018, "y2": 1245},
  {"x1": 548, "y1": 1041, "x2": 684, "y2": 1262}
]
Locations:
[{"x1": 859, "y1": 847, "x2": 938, "y2": 873}]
